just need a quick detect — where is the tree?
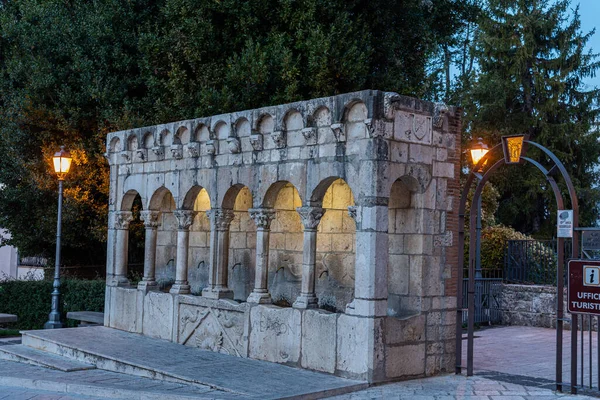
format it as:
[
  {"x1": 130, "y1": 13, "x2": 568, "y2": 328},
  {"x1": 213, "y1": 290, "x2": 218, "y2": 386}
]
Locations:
[
  {"x1": 0, "y1": 0, "x2": 465, "y2": 265},
  {"x1": 468, "y1": 0, "x2": 600, "y2": 237}
]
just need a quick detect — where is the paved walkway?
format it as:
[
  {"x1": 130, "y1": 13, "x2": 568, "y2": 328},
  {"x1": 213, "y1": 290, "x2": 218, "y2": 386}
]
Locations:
[
  {"x1": 1, "y1": 326, "x2": 598, "y2": 399},
  {"x1": 462, "y1": 326, "x2": 598, "y2": 389},
  {"x1": 327, "y1": 374, "x2": 597, "y2": 399}
]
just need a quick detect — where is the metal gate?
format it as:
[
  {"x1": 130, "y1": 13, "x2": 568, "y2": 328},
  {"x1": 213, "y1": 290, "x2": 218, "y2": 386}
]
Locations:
[{"x1": 461, "y1": 277, "x2": 502, "y2": 325}]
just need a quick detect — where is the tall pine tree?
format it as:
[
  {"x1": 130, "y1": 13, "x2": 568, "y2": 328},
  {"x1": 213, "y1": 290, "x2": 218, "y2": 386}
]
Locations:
[{"x1": 469, "y1": 0, "x2": 600, "y2": 236}]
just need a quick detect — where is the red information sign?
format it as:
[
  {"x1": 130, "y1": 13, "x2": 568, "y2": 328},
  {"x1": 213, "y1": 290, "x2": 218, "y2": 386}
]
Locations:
[{"x1": 568, "y1": 260, "x2": 600, "y2": 315}]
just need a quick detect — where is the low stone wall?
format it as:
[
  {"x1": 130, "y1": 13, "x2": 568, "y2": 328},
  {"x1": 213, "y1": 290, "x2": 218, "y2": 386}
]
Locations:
[
  {"x1": 105, "y1": 287, "x2": 456, "y2": 382},
  {"x1": 498, "y1": 284, "x2": 574, "y2": 329}
]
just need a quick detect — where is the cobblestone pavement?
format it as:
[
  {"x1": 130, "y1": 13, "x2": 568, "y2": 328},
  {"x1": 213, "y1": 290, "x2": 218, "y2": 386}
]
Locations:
[{"x1": 326, "y1": 374, "x2": 596, "y2": 399}]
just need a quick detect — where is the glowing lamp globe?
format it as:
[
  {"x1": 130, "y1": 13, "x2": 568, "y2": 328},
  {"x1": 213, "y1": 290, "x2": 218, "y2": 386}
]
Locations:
[
  {"x1": 53, "y1": 146, "x2": 72, "y2": 179},
  {"x1": 469, "y1": 137, "x2": 489, "y2": 168}
]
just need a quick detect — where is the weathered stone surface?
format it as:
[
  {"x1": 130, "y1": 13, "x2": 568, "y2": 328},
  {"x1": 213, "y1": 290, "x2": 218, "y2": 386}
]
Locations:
[
  {"x1": 249, "y1": 305, "x2": 301, "y2": 364},
  {"x1": 301, "y1": 309, "x2": 337, "y2": 373},
  {"x1": 385, "y1": 344, "x2": 426, "y2": 378},
  {"x1": 177, "y1": 298, "x2": 249, "y2": 357},
  {"x1": 142, "y1": 291, "x2": 173, "y2": 340},
  {"x1": 109, "y1": 287, "x2": 141, "y2": 333}
]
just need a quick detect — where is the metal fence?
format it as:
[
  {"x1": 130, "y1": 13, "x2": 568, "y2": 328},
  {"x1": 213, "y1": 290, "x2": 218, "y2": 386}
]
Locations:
[
  {"x1": 461, "y1": 277, "x2": 502, "y2": 325},
  {"x1": 18, "y1": 256, "x2": 48, "y2": 267},
  {"x1": 504, "y1": 239, "x2": 572, "y2": 285}
]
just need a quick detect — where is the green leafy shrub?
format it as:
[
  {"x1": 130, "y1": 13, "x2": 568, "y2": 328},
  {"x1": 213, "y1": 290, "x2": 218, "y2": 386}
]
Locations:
[
  {"x1": 0, "y1": 278, "x2": 105, "y2": 330},
  {"x1": 480, "y1": 226, "x2": 530, "y2": 270},
  {"x1": 464, "y1": 225, "x2": 528, "y2": 270}
]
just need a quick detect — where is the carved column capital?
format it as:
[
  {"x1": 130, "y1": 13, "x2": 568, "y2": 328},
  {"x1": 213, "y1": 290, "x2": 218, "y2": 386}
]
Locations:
[
  {"x1": 249, "y1": 208, "x2": 276, "y2": 230},
  {"x1": 173, "y1": 210, "x2": 197, "y2": 230},
  {"x1": 206, "y1": 209, "x2": 235, "y2": 231},
  {"x1": 140, "y1": 210, "x2": 161, "y2": 229},
  {"x1": 296, "y1": 207, "x2": 325, "y2": 230},
  {"x1": 112, "y1": 211, "x2": 133, "y2": 230}
]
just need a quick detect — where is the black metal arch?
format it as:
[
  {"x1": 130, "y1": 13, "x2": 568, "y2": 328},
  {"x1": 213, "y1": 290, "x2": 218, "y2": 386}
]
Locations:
[{"x1": 455, "y1": 139, "x2": 580, "y2": 393}]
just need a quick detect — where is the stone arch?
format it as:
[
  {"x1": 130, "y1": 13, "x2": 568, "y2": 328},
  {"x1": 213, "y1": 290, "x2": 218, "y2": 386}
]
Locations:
[
  {"x1": 180, "y1": 185, "x2": 211, "y2": 210},
  {"x1": 194, "y1": 124, "x2": 210, "y2": 142},
  {"x1": 385, "y1": 166, "x2": 432, "y2": 197},
  {"x1": 387, "y1": 177, "x2": 424, "y2": 316},
  {"x1": 142, "y1": 132, "x2": 154, "y2": 149},
  {"x1": 315, "y1": 178, "x2": 356, "y2": 312},
  {"x1": 265, "y1": 181, "x2": 303, "y2": 306},
  {"x1": 234, "y1": 117, "x2": 251, "y2": 137},
  {"x1": 221, "y1": 184, "x2": 255, "y2": 301},
  {"x1": 184, "y1": 186, "x2": 212, "y2": 295},
  {"x1": 127, "y1": 133, "x2": 139, "y2": 151},
  {"x1": 283, "y1": 109, "x2": 304, "y2": 131},
  {"x1": 342, "y1": 101, "x2": 368, "y2": 141},
  {"x1": 342, "y1": 100, "x2": 368, "y2": 123},
  {"x1": 221, "y1": 184, "x2": 252, "y2": 210},
  {"x1": 158, "y1": 129, "x2": 171, "y2": 146},
  {"x1": 121, "y1": 189, "x2": 143, "y2": 212},
  {"x1": 309, "y1": 176, "x2": 343, "y2": 206},
  {"x1": 174, "y1": 126, "x2": 189, "y2": 145},
  {"x1": 109, "y1": 137, "x2": 122, "y2": 153},
  {"x1": 150, "y1": 187, "x2": 177, "y2": 292},
  {"x1": 261, "y1": 180, "x2": 304, "y2": 208},
  {"x1": 257, "y1": 114, "x2": 275, "y2": 134},
  {"x1": 312, "y1": 106, "x2": 334, "y2": 144},
  {"x1": 313, "y1": 106, "x2": 332, "y2": 127},
  {"x1": 213, "y1": 121, "x2": 230, "y2": 140},
  {"x1": 148, "y1": 186, "x2": 175, "y2": 211}
]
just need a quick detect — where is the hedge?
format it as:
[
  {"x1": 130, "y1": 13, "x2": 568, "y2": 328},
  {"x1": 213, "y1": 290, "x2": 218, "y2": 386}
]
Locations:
[{"x1": 0, "y1": 278, "x2": 105, "y2": 330}]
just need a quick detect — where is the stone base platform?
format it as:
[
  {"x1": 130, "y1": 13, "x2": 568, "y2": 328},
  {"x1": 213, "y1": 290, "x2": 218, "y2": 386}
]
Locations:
[{"x1": 20, "y1": 326, "x2": 367, "y2": 399}]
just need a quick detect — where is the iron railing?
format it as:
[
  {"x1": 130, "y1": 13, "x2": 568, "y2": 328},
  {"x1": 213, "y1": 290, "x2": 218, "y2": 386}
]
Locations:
[
  {"x1": 504, "y1": 239, "x2": 572, "y2": 285},
  {"x1": 461, "y1": 277, "x2": 502, "y2": 325},
  {"x1": 18, "y1": 256, "x2": 48, "y2": 267}
]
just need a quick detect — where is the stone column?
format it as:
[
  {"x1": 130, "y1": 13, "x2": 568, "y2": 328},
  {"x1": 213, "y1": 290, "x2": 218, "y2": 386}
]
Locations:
[
  {"x1": 170, "y1": 210, "x2": 197, "y2": 295},
  {"x1": 346, "y1": 204, "x2": 389, "y2": 317},
  {"x1": 138, "y1": 210, "x2": 161, "y2": 293},
  {"x1": 113, "y1": 211, "x2": 133, "y2": 287},
  {"x1": 202, "y1": 209, "x2": 235, "y2": 299},
  {"x1": 293, "y1": 206, "x2": 325, "y2": 309},
  {"x1": 247, "y1": 208, "x2": 276, "y2": 304}
]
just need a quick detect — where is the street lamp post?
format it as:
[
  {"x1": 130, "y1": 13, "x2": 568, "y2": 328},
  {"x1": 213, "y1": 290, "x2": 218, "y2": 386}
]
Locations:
[
  {"x1": 469, "y1": 138, "x2": 489, "y2": 323},
  {"x1": 44, "y1": 146, "x2": 72, "y2": 330}
]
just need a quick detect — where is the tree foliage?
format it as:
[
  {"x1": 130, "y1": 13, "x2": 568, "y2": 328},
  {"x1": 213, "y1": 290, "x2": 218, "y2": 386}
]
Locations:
[
  {"x1": 466, "y1": 0, "x2": 600, "y2": 236},
  {"x1": 0, "y1": 0, "x2": 466, "y2": 264}
]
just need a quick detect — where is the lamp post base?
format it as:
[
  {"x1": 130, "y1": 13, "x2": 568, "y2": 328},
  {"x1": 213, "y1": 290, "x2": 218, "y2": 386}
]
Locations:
[{"x1": 44, "y1": 312, "x2": 63, "y2": 329}]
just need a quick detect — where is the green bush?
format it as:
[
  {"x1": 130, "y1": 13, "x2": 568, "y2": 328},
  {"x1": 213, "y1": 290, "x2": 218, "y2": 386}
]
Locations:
[
  {"x1": 464, "y1": 225, "x2": 529, "y2": 270},
  {"x1": 0, "y1": 278, "x2": 105, "y2": 330}
]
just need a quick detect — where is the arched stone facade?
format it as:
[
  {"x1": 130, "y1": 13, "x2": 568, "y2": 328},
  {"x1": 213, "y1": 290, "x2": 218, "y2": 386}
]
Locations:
[{"x1": 104, "y1": 90, "x2": 461, "y2": 383}]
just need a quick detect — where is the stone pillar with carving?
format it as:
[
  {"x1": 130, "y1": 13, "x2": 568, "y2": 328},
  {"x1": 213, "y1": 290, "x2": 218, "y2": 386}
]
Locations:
[
  {"x1": 138, "y1": 210, "x2": 161, "y2": 293},
  {"x1": 247, "y1": 208, "x2": 276, "y2": 304},
  {"x1": 170, "y1": 210, "x2": 197, "y2": 295},
  {"x1": 113, "y1": 211, "x2": 133, "y2": 287},
  {"x1": 202, "y1": 209, "x2": 235, "y2": 299},
  {"x1": 345, "y1": 202, "x2": 389, "y2": 317},
  {"x1": 293, "y1": 206, "x2": 325, "y2": 309}
]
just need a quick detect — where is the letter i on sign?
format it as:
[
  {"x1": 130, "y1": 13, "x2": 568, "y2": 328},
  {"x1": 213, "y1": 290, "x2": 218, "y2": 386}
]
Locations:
[{"x1": 584, "y1": 266, "x2": 600, "y2": 287}]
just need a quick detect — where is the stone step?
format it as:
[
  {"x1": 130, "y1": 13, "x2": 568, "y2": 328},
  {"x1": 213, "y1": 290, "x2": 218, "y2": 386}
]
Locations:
[
  {"x1": 0, "y1": 344, "x2": 95, "y2": 372},
  {"x1": 20, "y1": 327, "x2": 367, "y2": 399},
  {"x1": 21, "y1": 330, "x2": 222, "y2": 390}
]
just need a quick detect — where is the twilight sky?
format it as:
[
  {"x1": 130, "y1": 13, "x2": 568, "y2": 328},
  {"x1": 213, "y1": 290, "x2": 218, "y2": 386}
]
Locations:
[{"x1": 576, "y1": 0, "x2": 600, "y2": 88}]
